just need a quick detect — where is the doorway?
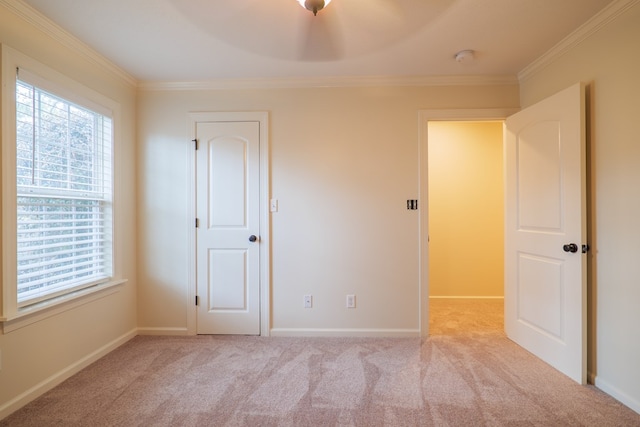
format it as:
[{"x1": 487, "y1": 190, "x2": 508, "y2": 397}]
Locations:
[
  {"x1": 418, "y1": 109, "x2": 517, "y2": 336},
  {"x1": 421, "y1": 86, "x2": 587, "y2": 383},
  {"x1": 427, "y1": 120, "x2": 504, "y2": 334}
]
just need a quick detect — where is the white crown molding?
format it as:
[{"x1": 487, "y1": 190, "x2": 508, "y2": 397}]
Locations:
[
  {"x1": 0, "y1": 0, "x2": 138, "y2": 87},
  {"x1": 138, "y1": 74, "x2": 519, "y2": 91},
  {"x1": 518, "y1": 0, "x2": 640, "y2": 82}
]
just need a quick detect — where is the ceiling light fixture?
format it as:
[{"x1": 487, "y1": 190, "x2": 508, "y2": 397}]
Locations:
[{"x1": 297, "y1": 0, "x2": 332, "y2": 16}]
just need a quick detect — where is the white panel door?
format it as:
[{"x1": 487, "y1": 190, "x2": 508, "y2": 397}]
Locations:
[
  {"x1": 505, "y1": 83, "x2": 587, "y2": 383},
  {"x1": 196, "y1": 121, "x2": 261, "y2": 335}
]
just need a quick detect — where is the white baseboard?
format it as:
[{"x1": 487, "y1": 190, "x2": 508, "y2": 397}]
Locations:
[
  {"x1": 594, "y1": 375, "x2": 640, "y2": 415},
  {"x1": 269, "y1": 328, "x2": 420, "y2": 338},
  {"x1": 137, "y1": 327, "x2": 190, "y2": 336},
  {"x1": 429, "y1": 296, "x2": 504, "y2": 299},
  {"x1": 0, "y1": 328, "x2": 137, "y2": 421}
]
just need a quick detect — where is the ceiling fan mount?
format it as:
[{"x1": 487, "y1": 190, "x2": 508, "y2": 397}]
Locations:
[{"x1": 298, "y1": 0, "x2": 332, "y2": 16}]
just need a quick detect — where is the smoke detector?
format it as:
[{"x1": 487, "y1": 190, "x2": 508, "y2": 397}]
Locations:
[{"x1": 454, "y1": 50, "x2": 475, "y2": 63}]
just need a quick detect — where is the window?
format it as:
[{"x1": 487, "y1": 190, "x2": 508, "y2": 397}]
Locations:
[{"x1": 15, "y1": 71, "x2": 113, "y2": 307}]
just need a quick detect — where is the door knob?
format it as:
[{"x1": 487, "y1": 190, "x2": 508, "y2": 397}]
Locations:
[
  {"x1": 563, "y1": 243, "x2": 578, "y2": 253},
  {"x1": 249, "y1": 235, "x2": 258, "y2": 242}
]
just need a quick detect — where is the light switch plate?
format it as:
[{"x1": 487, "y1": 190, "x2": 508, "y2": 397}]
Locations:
[{"x1": 346, "y1": 295, "x2": 356, "y2": 308}]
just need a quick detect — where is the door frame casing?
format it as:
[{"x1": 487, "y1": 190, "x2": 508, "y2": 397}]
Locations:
[
  {"x1": 418, "y1": 108, "x2": 518, "y2": 337},
  {"x1": 186, "y1": 112, "x2": 270, "y2": 336}
]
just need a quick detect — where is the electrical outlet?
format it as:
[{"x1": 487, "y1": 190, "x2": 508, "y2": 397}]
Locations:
[
  {"x1": 304, "y1": 295, "x2": 312, "y2": 308},
  {"x1": 346, "y1": 294, "x2": 356, "y2": 308}
]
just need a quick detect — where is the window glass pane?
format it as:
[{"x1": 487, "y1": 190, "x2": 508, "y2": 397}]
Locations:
[{"x1": 16, "y1": 79, "x2": 113, "y2": 306}]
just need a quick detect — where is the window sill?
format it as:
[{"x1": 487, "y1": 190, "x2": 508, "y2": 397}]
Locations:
[{"x1": 1, "y1": 279, "x2": 127, "y2": 334}]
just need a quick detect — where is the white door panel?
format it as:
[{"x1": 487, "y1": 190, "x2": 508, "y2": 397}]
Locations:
[
  {"x1": 209, "y1": 137, "x2": 249, "y2": 227},
  {"x1": 208, "y1": 249, "x2": 247, "y2": 310},
  {"x1": 196, "y1": 121, "x2": 261, "y2": 335},
  {"x1": 517, "y1": 254, "x2": 563, "y2": 339},
  {"x1": 517, "y1": 121, "x2": 563, "y2": 230},
  {"x1": 505, "y1": 83, "x2": 586, "y2": 383}
]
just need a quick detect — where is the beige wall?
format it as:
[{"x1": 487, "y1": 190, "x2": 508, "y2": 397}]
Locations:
[
  {"x1": 5, "y1": 0, "x2": 639, "y2": 418},
  {"x1": 519, "y1": 1, "x2": 640, "y2": 412},
  {"x1": 428, "y1": 121, "x2": 504, "y2": 297},
  {"x1": 0, "y1": 4, "x2": 138, "y2": 417},
  {"x1": 136, "y1": 86, "x2": 518, "y2": 335}
]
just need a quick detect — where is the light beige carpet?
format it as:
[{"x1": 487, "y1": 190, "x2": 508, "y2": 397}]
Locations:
[{"x1": 2, "y1": 299, "x2": 639, "y2": 426}]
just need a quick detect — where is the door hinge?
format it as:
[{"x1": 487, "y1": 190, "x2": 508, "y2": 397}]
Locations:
[
  {"x1": 195, "y1": 295, "x2": 199, "y2": 306},
  {"x1": 192, "y1": 138, "x2": 199, "y2": 150},
  {"x1": 195, "y1": 218, "x2": 200, "y2": 228}
]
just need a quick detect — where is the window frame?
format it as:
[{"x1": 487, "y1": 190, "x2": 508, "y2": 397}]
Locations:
[{"x1": 1, "y1": 45, "x2": 126, "y2": 332}]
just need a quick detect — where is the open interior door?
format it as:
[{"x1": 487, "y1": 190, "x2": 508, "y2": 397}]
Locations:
[{"x1": 504, "y1": 83, "x2": 587, "y2": 384}]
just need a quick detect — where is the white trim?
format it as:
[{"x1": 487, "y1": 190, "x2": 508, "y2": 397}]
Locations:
[
  {"x1": 186, "y1": 117, "x2": 197, "y2": 335},
  {"x1": 17, "y1": 67, "x2": 113, "y2": 118},
  {"x1": 429, "y1": 296, "x2": 504, "y2": 299},
  {"x1": 0, "y1": 0, "x2": 137, "y2": 87},
  {"x1": 594, "y1": 375, "x2": 640, "y2": 415},
  {"x1": 518, "y1": 0, "x2": 640, "y2": 82},
  {"x1": 1, "y1": 280, "x2": 126, "y2": 333},
  {"x1": 137, "y1": 327, "x2": 189, "y2": 336},
  {"x1": 1, "y1": 45, "x2": 126, "y2": 326},
  {"x1": 270, "y1": 328, "x2": 420, "y2": 338},
  {"x1": 186, "y1": 112, "x2": 270, "y2": 336},
  {"x1": 257, "y1": 114, "x2": 271, "y2": 337},
  {"x1": 0, "y1": 328, "x2": 137, "y2": 421},
  {"x1": 417, "y1": 109, "x2": 518, "y2": 338},
  {"x1": 139, "y1": 75, "x2": 519, "y2": 91},
  {"x1": 418, "y1": 112, "x2": 429, "y2": 339},
  {"x1": 1, "y1": 44, "x2": 18, "y2": 318},
  {"x1": 418, "y1": 109, "x2": 519, "y2": 122}
]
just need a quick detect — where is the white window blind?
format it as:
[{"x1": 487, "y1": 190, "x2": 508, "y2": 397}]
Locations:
[{"x1": 16, "y1": 73, "x2": 113, "y2": 307}]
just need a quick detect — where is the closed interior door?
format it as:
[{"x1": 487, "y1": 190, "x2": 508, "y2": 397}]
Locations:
[
  {"x1": 504, "y1": 83, "x2": 587, "y2": 383},
  {"x1": 196, "y1": 121, "x2": 261, "y2": 335}
]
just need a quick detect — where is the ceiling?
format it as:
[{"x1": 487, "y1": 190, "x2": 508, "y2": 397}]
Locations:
[{"x1": 19, "y1": 0, "x2": 615, "y2": 83}]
